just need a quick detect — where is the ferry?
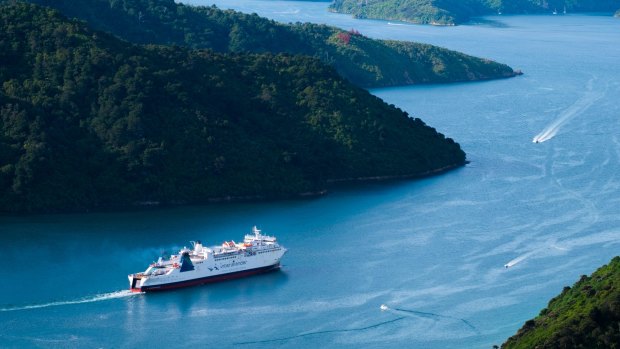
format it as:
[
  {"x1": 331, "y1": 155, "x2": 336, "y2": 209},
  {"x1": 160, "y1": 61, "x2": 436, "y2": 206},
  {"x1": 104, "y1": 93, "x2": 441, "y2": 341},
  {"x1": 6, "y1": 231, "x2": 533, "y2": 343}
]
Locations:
[{"x1": 129, "y1": 226, "x2": 287, "y2": 292}]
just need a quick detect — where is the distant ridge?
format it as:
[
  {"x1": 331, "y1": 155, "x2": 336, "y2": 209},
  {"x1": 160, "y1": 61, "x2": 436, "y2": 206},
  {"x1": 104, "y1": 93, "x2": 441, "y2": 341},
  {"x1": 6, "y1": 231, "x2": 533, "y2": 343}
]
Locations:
[
  {"x1": 25, "y1": 0, "x2": 519, "y2": 87},
  {"x1": 0, "y1": 2, "x2": 466, "y2": 213},
  {"x1": 330, "y1": 0, "x2": 620, "y2": 25}
]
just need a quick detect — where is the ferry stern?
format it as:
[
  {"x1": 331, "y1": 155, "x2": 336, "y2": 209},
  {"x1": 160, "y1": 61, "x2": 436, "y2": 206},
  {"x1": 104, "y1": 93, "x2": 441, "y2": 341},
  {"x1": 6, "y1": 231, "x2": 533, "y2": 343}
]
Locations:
[{"x1": 129, "y1": 273, "x2": 143, "y2": 292}]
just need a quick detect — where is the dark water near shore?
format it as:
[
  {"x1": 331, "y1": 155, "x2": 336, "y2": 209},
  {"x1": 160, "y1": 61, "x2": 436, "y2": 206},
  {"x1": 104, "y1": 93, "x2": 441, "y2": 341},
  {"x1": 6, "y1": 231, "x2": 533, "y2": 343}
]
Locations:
[{"x1": 1, "y1": 2, "x2": 619, "y2": 348}]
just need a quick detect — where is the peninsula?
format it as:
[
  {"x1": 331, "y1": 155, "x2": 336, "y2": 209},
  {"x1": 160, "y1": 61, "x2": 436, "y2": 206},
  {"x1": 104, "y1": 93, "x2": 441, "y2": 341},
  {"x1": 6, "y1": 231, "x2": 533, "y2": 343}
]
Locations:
[
  {"x1": 26, "y1": 0, "x2": 519, "y2": 88},
  {"x1": 330, "y1": 0, "x2": 620, "y2": 25},
  {"x1": 0, "y1": 2, "x2": 466, "y2": 213}
]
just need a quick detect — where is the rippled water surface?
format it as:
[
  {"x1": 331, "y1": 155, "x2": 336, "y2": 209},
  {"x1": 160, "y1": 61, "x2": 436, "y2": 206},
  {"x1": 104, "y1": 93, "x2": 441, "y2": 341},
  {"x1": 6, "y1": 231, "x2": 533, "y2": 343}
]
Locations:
[{"x1": 1, "y1": 1, "x2": 619, "y2": 348}]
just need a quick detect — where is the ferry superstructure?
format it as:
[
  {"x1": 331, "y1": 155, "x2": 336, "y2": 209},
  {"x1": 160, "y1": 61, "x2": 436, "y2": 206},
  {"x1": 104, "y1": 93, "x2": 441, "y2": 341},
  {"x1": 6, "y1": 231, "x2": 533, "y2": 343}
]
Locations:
[{"x1": 129, "y1": 226, "x2": 286, "y2": 292}]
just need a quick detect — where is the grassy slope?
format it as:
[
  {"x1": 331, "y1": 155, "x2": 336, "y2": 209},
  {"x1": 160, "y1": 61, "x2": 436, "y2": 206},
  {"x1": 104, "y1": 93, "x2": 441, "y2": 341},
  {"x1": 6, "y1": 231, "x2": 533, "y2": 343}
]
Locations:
[{"x1": 502, "y1": 256, "x2": 620, "y2": 349}]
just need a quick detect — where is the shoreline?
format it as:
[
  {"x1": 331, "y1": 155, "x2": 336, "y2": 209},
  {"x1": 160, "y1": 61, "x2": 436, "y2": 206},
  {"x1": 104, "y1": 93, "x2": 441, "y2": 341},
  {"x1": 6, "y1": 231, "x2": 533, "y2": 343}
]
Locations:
[
  {"x1": 0, "y1": 162, "x2": 466, "y2": 216},
  {"x1": 359, "y1": 69, "x2": 523, "y2": 89},
  {"x1": 330, "y1": 8, "x2": 620, "y2": 27}
]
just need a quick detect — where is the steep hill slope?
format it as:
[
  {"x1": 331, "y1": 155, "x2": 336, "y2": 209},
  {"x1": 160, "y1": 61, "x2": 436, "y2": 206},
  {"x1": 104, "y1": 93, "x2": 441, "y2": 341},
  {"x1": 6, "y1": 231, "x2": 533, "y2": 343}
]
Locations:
[
  {"x1": 502, "y1": 256, "x2": 620, "y2": 348},
  {"x1": 0, "y1": 3, "x2": 465, "y2": 213},
  {"x1": 25, "y1": 0, "x2": 518, "y2": 87}
]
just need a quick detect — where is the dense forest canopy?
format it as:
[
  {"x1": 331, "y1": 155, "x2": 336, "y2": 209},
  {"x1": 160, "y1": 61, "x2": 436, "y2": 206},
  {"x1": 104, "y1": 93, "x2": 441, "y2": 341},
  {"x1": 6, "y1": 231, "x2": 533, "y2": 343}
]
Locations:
[
  {"x1": 0, "y1": 2, "x2": 466, "y2": 213},
  {"x1": 330, "y1": 0, "x2": 620, "y2": 25},
  {"x1": 502, "y1": 256, "x2": 620, "y2": 348},
  {"x1": 24, "y1": 0, "x2": 518, "y2": 87}
]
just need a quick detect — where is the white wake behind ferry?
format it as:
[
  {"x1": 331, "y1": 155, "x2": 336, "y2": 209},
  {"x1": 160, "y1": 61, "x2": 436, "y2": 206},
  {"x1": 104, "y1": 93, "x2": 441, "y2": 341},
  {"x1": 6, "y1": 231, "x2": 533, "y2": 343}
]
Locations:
[{"x1": 129, "y1": 226, "x2": 287, "y2": 292}]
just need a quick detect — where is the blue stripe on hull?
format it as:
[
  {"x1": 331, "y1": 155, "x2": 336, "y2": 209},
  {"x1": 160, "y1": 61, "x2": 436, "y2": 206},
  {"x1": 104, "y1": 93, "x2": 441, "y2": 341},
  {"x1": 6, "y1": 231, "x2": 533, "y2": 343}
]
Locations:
[{"x1": 138, "y1": 263, "x2": 280, "y2": 292}]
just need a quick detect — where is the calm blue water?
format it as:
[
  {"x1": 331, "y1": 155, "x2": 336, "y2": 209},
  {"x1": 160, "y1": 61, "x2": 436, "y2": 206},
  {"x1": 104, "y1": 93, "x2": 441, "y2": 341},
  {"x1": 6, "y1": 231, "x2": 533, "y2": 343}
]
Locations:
[{"x1": 2, "y1": 1, "x2": 620, "y2": 348}]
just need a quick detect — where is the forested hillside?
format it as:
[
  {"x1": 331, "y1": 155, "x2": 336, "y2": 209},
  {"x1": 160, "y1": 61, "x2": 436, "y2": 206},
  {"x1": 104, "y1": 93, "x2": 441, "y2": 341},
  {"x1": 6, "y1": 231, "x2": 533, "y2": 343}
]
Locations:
[
  {"x1": 502, "y1": 256, "x2": 620, "y2": 348},
  {"x1": 0, "y1": 3, "x2": 466, "y2": 213},
  {"x1": 330, "y1": 0, "x2": 620, "y2": 25},
  {"x1": 25, "y1": 0, "x2": 518, "y2": 87}
]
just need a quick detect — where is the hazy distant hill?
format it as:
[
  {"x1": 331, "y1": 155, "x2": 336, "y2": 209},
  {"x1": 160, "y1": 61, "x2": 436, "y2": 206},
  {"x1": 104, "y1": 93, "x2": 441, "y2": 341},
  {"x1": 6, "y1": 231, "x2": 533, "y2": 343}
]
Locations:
[
  {"x1": 25, "y1": 0, "x2": 518, "y2": 87},
  {"x1": 330, "y1": 0, "x2": 620, "y2": 25},
  {"x1": 502, "y1": 256, "x2": 620, "y2": 349},
  {"x1": 0, "y1": 2, "x2": 466, "y2": 213}
]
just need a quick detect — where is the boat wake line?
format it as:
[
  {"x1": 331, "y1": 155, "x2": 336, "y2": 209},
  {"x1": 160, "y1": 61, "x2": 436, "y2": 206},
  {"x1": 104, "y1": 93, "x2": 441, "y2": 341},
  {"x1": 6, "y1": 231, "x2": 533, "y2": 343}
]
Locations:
[
  {"x1": 532, "y1": 78, "x2": 605, "y2": 143},
  {"x1": 504, "y1": 250, "x2": 536, "y2": 268},
  {"x1": 234, "y1": 316, "x2": 406, "y2": 345},
  {"x1": 504, "y1": 243, "x2": 570, "y2": 269},
  {"x1": 273, "y1": 9, "x2": 300, "y2": 14},
  {"x1": 0, "y1": 290, "x2": 140, "y2": 312},
  {"x1": 381, "y1": 304, "x2": 479, "y2": 334}
]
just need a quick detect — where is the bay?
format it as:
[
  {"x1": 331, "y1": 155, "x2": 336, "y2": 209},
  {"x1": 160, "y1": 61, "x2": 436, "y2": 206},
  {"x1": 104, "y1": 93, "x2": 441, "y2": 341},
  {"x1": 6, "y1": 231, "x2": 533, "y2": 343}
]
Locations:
[{"x1": 1, "y1": 1, "x2": 619, "y2": 348}]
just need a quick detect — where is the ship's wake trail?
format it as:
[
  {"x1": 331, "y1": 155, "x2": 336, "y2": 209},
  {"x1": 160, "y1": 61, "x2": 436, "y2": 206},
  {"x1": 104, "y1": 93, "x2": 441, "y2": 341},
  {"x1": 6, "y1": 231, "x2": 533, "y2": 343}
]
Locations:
[
  {"x1": 234, "y1": 317, "x2": 406, "y2": 345},
  {"x1": 504, "y1": 250, "x2": 535, "y2": 268},
  {"x1": 504, "y1": 242, "x2": 571, "y2": 269},
  {"x1": 532, "y1": 78, "x2": 604, "y2": 143},
  {"x1": 381, "y1": 304, "x2": 479, "y2": 334},
  {"x1": 0, "y1": 290, "x2": 139, "y2": 312},
  {"x1": 274, "y1": 9, "x2": 300, "y2": 14}
]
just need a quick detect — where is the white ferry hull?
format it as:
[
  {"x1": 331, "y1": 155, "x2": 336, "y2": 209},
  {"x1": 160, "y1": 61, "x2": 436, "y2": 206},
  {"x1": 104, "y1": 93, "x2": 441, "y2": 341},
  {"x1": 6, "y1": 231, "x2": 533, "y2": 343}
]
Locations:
[{"x1": 130, "y1": 262, "x2": 281, "y2": 292}]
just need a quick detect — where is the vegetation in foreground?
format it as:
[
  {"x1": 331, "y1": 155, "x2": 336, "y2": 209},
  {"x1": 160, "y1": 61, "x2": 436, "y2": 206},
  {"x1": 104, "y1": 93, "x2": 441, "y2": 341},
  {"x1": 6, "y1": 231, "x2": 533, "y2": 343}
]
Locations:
[
  {"x1": 330, "y1": 0, "x2": 620, "y2": 25},
  {"x1": 0, "y1": 3, "x2": 466, "y2": 213},
  {"x1": 25, "y1": 0, "x2": 518, "y2": 87},
  {"x1": 502, "y1": 256, "x2": 620, "y2": 349}
]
